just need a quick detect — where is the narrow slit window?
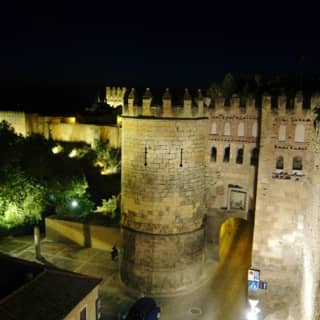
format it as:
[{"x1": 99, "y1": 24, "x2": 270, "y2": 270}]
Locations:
[
  {"x1": 250, "y1": 148, "x2": 258, "y2": 166},
  {"x1": 236, "y1": 146, "x2": 244, "y2": 164},
  {"x1": 211, "y1": 147, "x2": 217, "y2": 162},
  {"x1": 223, "y1": 145, "x2": 230, "y2": 163}
]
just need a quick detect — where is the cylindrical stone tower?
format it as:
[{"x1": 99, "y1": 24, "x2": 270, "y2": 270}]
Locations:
[{"x1": 120, "y1": 88, "x2": 208, "y2": 294}]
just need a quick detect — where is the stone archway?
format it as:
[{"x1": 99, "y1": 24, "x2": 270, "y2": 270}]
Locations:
[
  {"x1": 205, "y1": 211, "x2": 252, "y2": 261},
  {"x1": 219, "y1": 217, "x2": 249, "y2": 261}
]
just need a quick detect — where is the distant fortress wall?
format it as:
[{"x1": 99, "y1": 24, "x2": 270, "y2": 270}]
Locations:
[
  {"x1": 0, "y1": 111, "x2": 121, "y2": 148},
  {"x1": 0, "y1": 111, "x2": 27, "y2": 136},
  {"x1": 49, "y1": 123, "x2": 100, "y2": 147}
]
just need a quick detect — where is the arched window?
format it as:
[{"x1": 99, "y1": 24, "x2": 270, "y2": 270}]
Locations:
[
  {"x1": 250, "y1": 148, "x2": 258, "y2": 166},
  {"x1": 279, "y1": 125, "x2": 286, "y2": 141},
  {"x1": 236, "y1": 145, "x2": 244, "y2": 164},
  {"x1": 276, "y1": 156, "x2": 284, "y2": 170},
  {"x1": 238, "y1": 122, "x2": 244, "y2": 137},
  {"x1": 223, "y1": 145, "x2": 230, "y2": 162},
  {"x1": 211, "y1": 147, "x2": 217, "y2": 162},
  {"x1": 293, "y1": 156, "x2": 303, "y2": 170},
  {"x1": 224, "y1": 122, "x2": 231, "y2": 136},
  {"x1": 252, "y1": 121, "x2": 258, "y2": 137},
  {"x1": 211, "y1": 122, "x2": 217, "y2": 134},
  {"x1": 295, "y1": 124, "x2": 305, "y2": 142}
]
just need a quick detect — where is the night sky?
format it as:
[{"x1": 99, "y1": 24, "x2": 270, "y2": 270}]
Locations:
[{"x1": 0, "y1": 2, "x2": 319, "y2": 111}]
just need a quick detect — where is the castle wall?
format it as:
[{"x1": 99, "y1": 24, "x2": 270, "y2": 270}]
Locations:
[
  {"x1": 106, "y1": 86, "x2": 126, "y2": 107},
  {"x1": 204, "y1": 97, "x2": 258, "y2": 255},
  {"x1": 0, "y1": 111, "x2": 27, "y2": 136},
  {"x1": 206, "y1": 97, "x2": 259, "y2": 213},
  {"x1": 49, "y1": 123, "x2": 100, "y2": 147},
  {"x1": 23, "y1": 113, "x2": 122, "y2": 148},
  {"x1": 121, "y1": 92, "x2": 207, "y2": 293},
  {"x1": 252, "y1": 94, "x2": 315, "y2": 319}
]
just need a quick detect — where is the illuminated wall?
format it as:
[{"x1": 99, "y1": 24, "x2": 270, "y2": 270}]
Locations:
[
  {"x1": 252, "y1": 93, "x2": 320, "y2": 319},
  {"x1": 106, "y1": 86, "x2": 126, "y2": 107},
  {"x1": 121, "y1": 89, "x2": 207, "y2": 293},
  {"x1": 0, "y1": 111, "x2": 27, "y2": 136}
]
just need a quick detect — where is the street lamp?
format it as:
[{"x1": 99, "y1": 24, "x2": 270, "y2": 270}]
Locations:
[
  {"x1": 71, "y1": 200, "x2": 78, "y2": 208},
  {"x1": 246, "y1": 299, "x2": 260, "y2": 320}
]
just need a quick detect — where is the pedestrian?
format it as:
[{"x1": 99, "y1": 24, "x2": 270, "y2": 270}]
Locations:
[{"x1": 111, "y1": 245, "x2": 118, "y2": 261}]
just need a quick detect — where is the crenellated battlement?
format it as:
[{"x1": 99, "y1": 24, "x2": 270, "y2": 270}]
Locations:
[
  {"x1": 261, "y1": 92, "x2": 315, "y2": 117},
  {"x1": 210, "y1": 94, "x2": 258, "y2": 117},
  {"x1": 123, "y1": 88, "x2": 208, "y2": 118},
  {"x1": 209, "y1": 92, "x2": 320, "y2": 117},
  {"x1": 0, "y1": 110, "x2": 26, "y2": 116},
  {"x1": 106, "y1": 86, "x2": 126, "y2": 107}
]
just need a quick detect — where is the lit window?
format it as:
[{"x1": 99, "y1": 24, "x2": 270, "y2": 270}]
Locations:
[
  {"x1": 238, "y1": 122, "x2": 244, "y2": 137},
  {"x1": 279, "y1": 125, "x2": 286, "y2": 141},
  {"x1": 224, "y1": 123, "x2": 231, "y2": 136},
  {"x1": 294, "y1": 124, "x2": 305, "y2": 142},
  {"x1": 211, "y1": 122, "x2": 217, "y2": 134},
  {"x1": 252, "y1": 121, "x2": 258, "y2": 137}
]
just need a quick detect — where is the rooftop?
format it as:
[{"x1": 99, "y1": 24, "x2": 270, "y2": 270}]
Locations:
[{"x1": 0, "y1": 253, "x2": 101, "y2": 320}]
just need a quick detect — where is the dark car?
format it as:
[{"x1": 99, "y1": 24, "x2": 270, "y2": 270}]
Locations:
[{"x1": 125, "y1": 297, "x2": 160, "y2": 320}]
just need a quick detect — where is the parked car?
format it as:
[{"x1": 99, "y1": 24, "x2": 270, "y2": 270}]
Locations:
[{"x1": 123, "y1": 297, "x2": 160, "y2": 320}]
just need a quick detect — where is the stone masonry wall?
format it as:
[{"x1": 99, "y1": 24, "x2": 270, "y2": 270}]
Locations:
[
  {"x1": 121, "y1": 117, "x2": 207, "y2": 234},
  {"x1": 252, "y1": 95, "x2": 313, "y2": 319},
  {"x1": 0, "y1": 111, "x2": 27, "y2": 136},
  {"x1": 121, "y1": 228, "x2": 204, "y2": 293},
  {"x1": 206, "y1": 97, "x2": 259, "y2": 213},
  {"x1": 121, "y1": 113, "x2": 208, "y2": 293}
]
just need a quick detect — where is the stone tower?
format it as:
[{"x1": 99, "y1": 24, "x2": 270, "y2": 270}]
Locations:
[
  {"x1": 252, "y1": 93, "x2": 320, "y2": 319},
  {"x1": 120, "y1": 88, "x2": 208, "y2": 294},
  {"x1": 106, "y1": 86, "x2": 126, "y2": 107}
]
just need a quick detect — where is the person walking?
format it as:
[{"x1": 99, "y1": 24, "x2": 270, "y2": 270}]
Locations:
[{"x1": 111, "y1": 245, "x2": 118, "y2": 261}]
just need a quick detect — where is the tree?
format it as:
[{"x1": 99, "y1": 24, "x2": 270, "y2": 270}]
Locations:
[
  {"x1": 0, "y1": 165, "x2": 47, "y2": 227},
  {"x1": 49, "y1": 175, "x2": 94, "y2": 218},
  {"x1": 94, "y1": 139, "x2": 121, "y2": 173},
  {"x1": 206, "y1": 82, "x2": 223, "y2": 99},
  {"x1": 222, "y1": 73, "x2": 237, "y2": 99}
]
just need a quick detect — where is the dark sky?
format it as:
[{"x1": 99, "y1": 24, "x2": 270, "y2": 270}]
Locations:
[{"x1": 0, "y1": 2, "x2": 319, "y2": 111}]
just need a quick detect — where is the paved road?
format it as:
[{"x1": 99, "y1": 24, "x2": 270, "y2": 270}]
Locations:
[{"x1": 157, "y1": 219, "x2": 253, "y2": 320}]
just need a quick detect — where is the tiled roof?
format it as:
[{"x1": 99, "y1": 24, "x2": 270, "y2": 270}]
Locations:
[{"x1": 0, "y1": 254, "x2": 101, "y2": 320}]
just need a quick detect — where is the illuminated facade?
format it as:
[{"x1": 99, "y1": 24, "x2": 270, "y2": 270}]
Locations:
[
  {"x1": 120, "y1": 89, "x2": 320, "y2": 319},
  {"x1": 2, "y1": 88, "x2": 320, "y2": 318}
]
